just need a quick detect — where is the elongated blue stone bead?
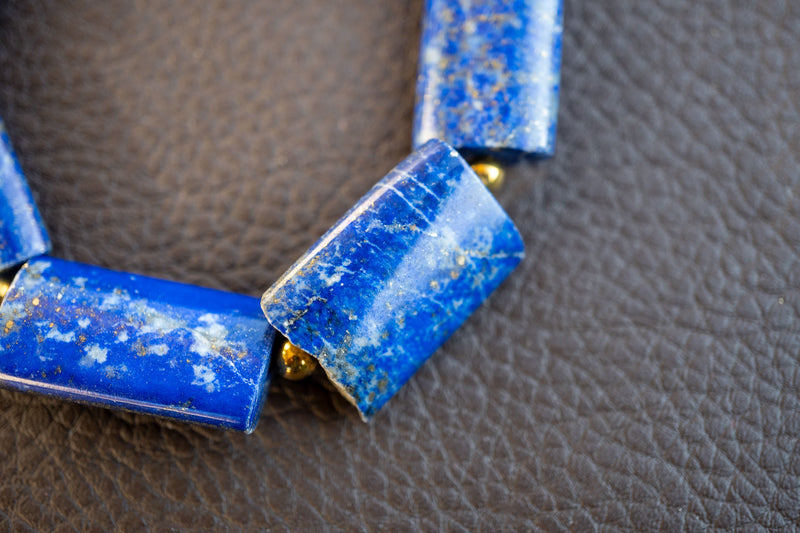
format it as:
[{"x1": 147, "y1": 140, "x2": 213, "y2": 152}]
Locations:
[
  {"x1": 0, "y1": 257, "x2": 273, "y2": 432},
  {"x1": 262, "y1": 139, "x2": 524, "y2": 420},
  {"x1": 413, "y1": 0, "x2": 564, "y2": 157},
  {"x1": 0, "y1": 119, "x2": 51, "y2": 270}
]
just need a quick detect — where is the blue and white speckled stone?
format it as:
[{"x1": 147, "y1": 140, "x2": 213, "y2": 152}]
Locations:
[
  {"x1": 0, "y1": 257, "x2": 274, "y2": 432},
  {"x1": 0, "y1": 119, "x2": 50, "y2": 271},
  {"x1": 413, "y1": 0, "x2": 563, "y2": 157},
  {"x1": 261, "y1": 139, "x2": 524, "y2": 420}
]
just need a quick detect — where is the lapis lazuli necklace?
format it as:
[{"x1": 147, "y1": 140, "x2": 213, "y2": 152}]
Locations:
[{"x1": 0, "y1": 1, "x2": 563, "y2": 432}]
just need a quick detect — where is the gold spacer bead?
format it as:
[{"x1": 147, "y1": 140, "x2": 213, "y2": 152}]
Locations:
[
  {"x1": 0, "y1": 279, "x2": 10, "y2": 303},
  {"x1": 470, "y1": 160, "x2": 505, "y2": 192},
  {"x1": 277, "y1": 339, "x2": 318, "y2": 381}
]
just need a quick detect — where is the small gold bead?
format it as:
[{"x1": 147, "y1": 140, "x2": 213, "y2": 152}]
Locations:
[
  {"x1": 277, "y1": 339, "x2": 318, "y2": 381},
  {"x1": 0, "y1": 279, "x2": 10, "y2": 302},
  {"x1": 470, "y1": 161, "x2": 505, "y2": 192}
]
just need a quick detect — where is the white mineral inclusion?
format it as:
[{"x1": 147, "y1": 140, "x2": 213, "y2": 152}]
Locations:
[
  {"x1": 198, "y1": 314, "x2": 227, "y2": 338},
  {"x1": 98, "y1": 291, "x2": 127, "y2": 311},
  {"x1": 1, "y1": 300, "x2": 24, "y2": 321},
  {"x1": 148, "y1": 344, "x2": 169, "y2": 356},
  {"x1": 191, "y1": 364, "x2": 217, "y2": 393},
  {"x1": 103, "y1": 364, "x2": 128, "y2": 379},
  {"x1": 317, "y1": 259, "x2": 354, "y2": 287},
  {"x1": 190, "y1": 315, "x2": 227, "y2": 357},
  {"x1": 102, "y1": 298, "x2": 239, "y2": 362},
  {"x1": 44, "y1": 328, "x2": 76, "y2": 343},
  {"x1": 190, "y1": 332, "x2": 213, "y2": 357},
  {"x1": 77, "y1": 318, "x2": 91, "y2": 328},
  {"x1": 79, "y1": 343, "x2": 108, "y2": 367},
  {"x1": 135, "y1": 301, "x2": 183, "y2": 334}
]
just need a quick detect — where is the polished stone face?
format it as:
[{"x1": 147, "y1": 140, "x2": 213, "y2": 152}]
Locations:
[
  {"x1": 262, "y1": 139, "x2": 524, "y2": 420},
  {"x1": 0, "y1": 257, "x2": 274, "y2": 432},
  {"x1": 413, "y1": 0, "x2": 563, "y2": 157},
  {"x1": 0, "y1": 119, "x2": 50, "y2": 271}
]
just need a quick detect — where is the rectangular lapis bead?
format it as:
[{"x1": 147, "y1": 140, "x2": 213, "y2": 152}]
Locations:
[
  {"x1": 0, "y1": 257, "x2": 274, "y2": 432},
  {"x1": 413, "y1": 0, "x2": 564, "y2": 157},
  {"x1": 0, "y1": 118, "x2": 51, "y2": 270},
  {"x1": 262, "y1": 139, "x2": 524, "y2": 420}
]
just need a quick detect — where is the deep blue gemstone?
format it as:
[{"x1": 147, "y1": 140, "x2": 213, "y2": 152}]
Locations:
[
  {"x1": 262, "y1": 139, "x2": 524, "y2": 420},
  {"x1": 0, "y1": 119, "x2": 51, "y2": 271},
  {"x1": 0, "y1": 257, "x2": 274, "y2": 432},
  {"x1": 413, "y1": 0, "x2": 563, "y2": 158}
]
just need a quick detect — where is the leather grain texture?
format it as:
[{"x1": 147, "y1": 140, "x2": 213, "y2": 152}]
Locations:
[{"x1": 0, "y1": 1, "x2": 798, "y2": 530}]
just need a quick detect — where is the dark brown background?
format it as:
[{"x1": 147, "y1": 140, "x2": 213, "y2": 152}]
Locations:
[{"x1": 1, "y1": 1, "x2": 799, "y2": 530}]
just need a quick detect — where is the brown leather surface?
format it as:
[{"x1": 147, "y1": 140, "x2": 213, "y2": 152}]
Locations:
[{"x1": 0, "y1": 1, "x2": 799, "y2": 530}]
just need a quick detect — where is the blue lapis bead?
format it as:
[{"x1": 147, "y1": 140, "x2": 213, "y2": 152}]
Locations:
[
  {"x1": 0, "y1": 257, "x2": 274, "y2": 432},
  {"x1": 261, "y1": 139, "x2": 524, "y2": 420},
  {"x1": 413, "y1": 0, "x2": 564, "y2": 158},
  {"x1": 0, "y1": 118, "x2": 51, "y2": 271}
]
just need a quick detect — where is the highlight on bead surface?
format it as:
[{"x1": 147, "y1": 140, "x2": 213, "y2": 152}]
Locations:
[
  {"x1": 470, "y1": 161, "x2": 505, "y2": 192},
  {"x1": 276, "y1": 339, "x2": 318, "y2": 381}
]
